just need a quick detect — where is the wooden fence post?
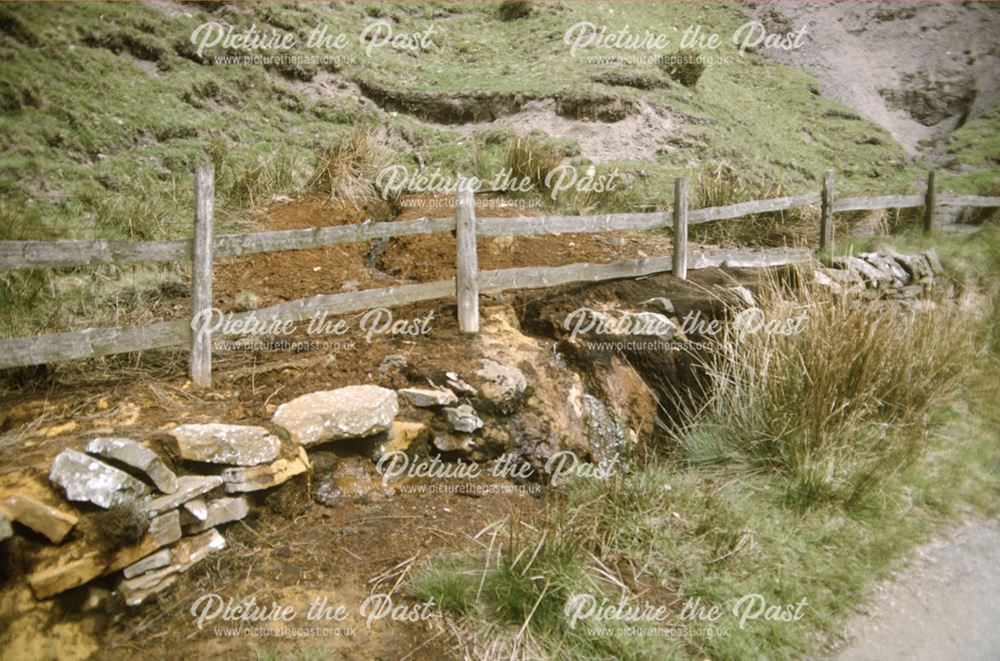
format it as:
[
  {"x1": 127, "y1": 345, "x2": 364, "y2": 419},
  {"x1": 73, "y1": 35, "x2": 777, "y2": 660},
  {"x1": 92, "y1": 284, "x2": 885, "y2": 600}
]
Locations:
[
  {"x1": 672, "y1": 177, "x2": 688, "y2": 280},
  {"x1": 820, "y1": 169, "x2": 835, "y2": 252},
  {"x1": 923, "y1": 170, "x2": 936, "y2": 234},
  {"x1": 455, "y1": 179, "x2": 479, "y2": 333},
  {"x1": 190, "y1": 163, "x2": 214, "y2": 388}
]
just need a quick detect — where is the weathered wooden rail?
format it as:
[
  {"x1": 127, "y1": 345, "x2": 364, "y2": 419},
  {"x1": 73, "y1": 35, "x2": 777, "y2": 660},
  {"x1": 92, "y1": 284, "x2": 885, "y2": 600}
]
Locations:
[{"x1": 0, "y1": 167, "x2": 997, "y2": 385}]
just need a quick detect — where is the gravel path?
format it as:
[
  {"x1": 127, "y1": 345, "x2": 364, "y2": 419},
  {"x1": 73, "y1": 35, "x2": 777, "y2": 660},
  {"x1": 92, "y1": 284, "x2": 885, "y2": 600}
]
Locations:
[{"x1": 832, "y1": 518, "x2": 1000, "y2": 661}]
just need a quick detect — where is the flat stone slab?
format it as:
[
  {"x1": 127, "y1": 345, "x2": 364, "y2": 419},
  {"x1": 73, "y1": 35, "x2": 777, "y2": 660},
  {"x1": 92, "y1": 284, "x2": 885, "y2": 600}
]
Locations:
[
  {"x1": 85, "y1": 437, "x2": 179, "y2": 494},
  {"x1": 273, "y1": 386, "x2": 398, "y2": 446},
  {"x1": 28, "y1": 510, "x2": 181, "y2": 599},
  {"x1": 119, "y1": 528, "x2": 226, "y2": 606},
  {"x1": 49, "y1": 450, "x2": 150, "y2": 509},
  {"x1": 830, "y1": 256, "x2": 891, "y2": 286},
  {"x1": 122, "y1": 548, "x2": 172, "y2": 579},
  {"x1": 186, "y1": 496, "x2": 249, "y2": 533},
  {"x1": 0, "y1": 494, "x2": 78, "y2": 544},
  {"x1": 144, "y1": 475, "x2": 224, "y2": 518},
  {"x1": 168, "y1": 423, "x2": 281, "y2": 466},
  {"x1": 183, "y1": 498, "x2": 209, "y2": 521},
  {"x1": 398, "y1": 387, "x2": 458, "y2": 408},
  {"x1": 222, "y1": 448, "x2": 310, "y2": 493}
]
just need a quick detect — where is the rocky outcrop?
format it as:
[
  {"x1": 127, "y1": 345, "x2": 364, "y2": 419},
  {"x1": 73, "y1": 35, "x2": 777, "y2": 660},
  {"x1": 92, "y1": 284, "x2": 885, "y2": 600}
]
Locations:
[
  {"x1": 370, "y1": 421, "x2": 430, "y2": 461},
  {"x1": 272, "y1": 386, "x2": 398, "y2": 446},
  {"x1": 144, "y1": 475, "x2": 224, "y2": 518},
  {"x1": 475, "y1": 359, "x2": 528, "y2": 414},
  {"x1": 184, "y1": 496, "x2": 249, "y2": 534},
  {"x1": 398, "y1": 387, "x2": 457, "y2": 408},
  {"x1": 443, "y1": 404, "x2": 484, "y2": 434},
  {"x1": 27, "y1": 510, "x2": 181, "y2": 600},
  {"x1": 0, "y1": 512, "x2": 11, "y2": 542},
  {"x1": 118, "y1": 528, "x2": 226, "y2": 606}
]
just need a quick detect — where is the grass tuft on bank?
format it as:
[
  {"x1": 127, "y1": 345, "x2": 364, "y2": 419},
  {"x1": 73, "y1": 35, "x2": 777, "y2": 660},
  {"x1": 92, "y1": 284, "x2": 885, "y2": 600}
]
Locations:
[{"x1": 409, "y1": 226, "x2": 1000, "y2": 659}]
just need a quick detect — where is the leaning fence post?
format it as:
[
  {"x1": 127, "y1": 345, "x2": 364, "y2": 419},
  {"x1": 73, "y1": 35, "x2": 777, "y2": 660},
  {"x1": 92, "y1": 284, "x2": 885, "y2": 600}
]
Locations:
[
  {"x1": 190, "y1": 163, "x2": 214, "y2": 388},
  {"x1": 672, "y1": 177, "x2": 688, "y2": 280},
  {"x1": 455, "y1": 179, "x2": 479, "y2": 333},
  {"x1": 820, "y1": 169, "x2": 835, "y2": 252},
  {"x1": 923, "y1": 170, "x2": 936, "y2": 235}
]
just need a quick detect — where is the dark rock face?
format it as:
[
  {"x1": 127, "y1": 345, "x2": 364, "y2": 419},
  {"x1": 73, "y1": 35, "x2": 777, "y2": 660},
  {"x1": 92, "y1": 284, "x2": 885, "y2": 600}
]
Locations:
[
  {"x1": 354, "y1": 78, "x2": 532, "y2": 124},
  {"x1": 554, "y1": 92, "x2": 638, "y2": 122},
  {"x1": 880, "y1": 70, "x2": 977, "y2": 127}
]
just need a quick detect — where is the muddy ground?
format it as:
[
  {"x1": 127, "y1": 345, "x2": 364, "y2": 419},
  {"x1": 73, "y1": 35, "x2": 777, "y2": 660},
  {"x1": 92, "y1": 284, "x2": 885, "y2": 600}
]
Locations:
[{"x1": 0, "y1": 195, "x2": 769, "y2": 660}]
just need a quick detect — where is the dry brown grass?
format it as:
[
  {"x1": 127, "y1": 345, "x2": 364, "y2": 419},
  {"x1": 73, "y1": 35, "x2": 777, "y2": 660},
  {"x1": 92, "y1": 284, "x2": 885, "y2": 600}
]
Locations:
[
  {"x1": 504, "y1": 135, "x2": 564, "y2": 192},
  {"x1": 689, "y1": 164, "x2": 819, "y2": 247},
  {"x1": 308, "y1": 124, "x2": 396, "y2": 214},
  {"x1": 670, "y1": 267, "x2": 981, "y2": 506}
]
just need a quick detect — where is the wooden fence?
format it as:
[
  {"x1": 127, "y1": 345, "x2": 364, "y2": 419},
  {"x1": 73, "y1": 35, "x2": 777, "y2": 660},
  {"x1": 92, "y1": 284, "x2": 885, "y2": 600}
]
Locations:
[{"x1": 1, "y1": 167, "x2": 998, "y2": 386}]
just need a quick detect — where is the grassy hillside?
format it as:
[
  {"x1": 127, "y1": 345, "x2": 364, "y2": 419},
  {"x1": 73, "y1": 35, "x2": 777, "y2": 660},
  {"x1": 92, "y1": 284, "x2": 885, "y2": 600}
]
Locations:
[
  {"x1": 0, "y1": 1, "x2": 995, "y2": 336},
  {"x1": 0, "y1": 2, "x2": 919, "y2": 238}
]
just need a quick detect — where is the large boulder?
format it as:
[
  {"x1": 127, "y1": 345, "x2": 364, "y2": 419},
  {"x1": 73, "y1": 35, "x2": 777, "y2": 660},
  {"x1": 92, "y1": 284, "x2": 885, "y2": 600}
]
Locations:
[
  {"x1": 272, "y1": 386, "x2": 398, "y2": 446},
  {"x1": 167, "y1": 424, "x2": 280, "y2": 466}
]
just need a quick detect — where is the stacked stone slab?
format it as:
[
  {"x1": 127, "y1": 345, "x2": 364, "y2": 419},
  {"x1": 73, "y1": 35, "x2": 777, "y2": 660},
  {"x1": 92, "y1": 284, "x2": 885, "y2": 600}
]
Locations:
[
  {"x1": 816, "y1": 249, "x2": 942, "y2": 299},
  {"x1": 16, "y1": 377, "x2": 537, "y2": 605}
]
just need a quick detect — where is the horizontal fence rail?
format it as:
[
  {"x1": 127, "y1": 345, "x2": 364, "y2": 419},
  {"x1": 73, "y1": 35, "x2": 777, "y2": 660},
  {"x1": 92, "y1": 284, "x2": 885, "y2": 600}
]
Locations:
[
  {"x1": 1, "y1": 166, "x2": 998, "y2": 382},
  {"x1": 833, "y1": 194, "x2": 924, "y2": 213},
  {"x1": 688, "y1": 191, "x2": 821, "y2": 224},
  {"x1": 0, "y1": 247, "x2": 814, "y2": 371}
]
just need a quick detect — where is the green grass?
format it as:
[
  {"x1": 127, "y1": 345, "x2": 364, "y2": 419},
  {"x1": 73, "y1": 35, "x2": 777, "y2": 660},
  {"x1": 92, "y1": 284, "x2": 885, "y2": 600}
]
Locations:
[
  {"x1": 409, "y1": 223, "x2": 1000, "y2": 660},
  {"x1": 0, "y1": 1, "x2": 996, "y2": 332}
]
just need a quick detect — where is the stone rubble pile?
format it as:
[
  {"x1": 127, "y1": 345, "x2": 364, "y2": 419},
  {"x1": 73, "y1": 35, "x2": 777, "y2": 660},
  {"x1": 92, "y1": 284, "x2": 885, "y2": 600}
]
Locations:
[
  {"x1": 815, "y1": 249, "x2": 943, "y2": 300},
  {"x1": 5, "y1": 367, "x2": 533, "y2": 606}
]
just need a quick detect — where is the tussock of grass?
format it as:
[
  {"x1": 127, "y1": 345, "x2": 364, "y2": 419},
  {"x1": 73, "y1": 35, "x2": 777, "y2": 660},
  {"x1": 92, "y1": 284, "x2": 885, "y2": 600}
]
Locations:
[
  {"x1": 498, "y1": 0, "x2": 532, "y2": 22},
  {"x1": 224, "y1": 146, "x2": 303, "y2": 211},
  {"x1": 411, "y1": 235, "x2": 1000, "y2": 659},
  {"x1": 659, "y1": 48, "x2": 705, "y2": 88},
  {"x1": 690, "y1": 165, "x2": 819, "y2": 247},
  {"x1": 668, "y1": 268, "x2": 979, "y2": 507},
  {"x1": 503, "y1": 134, "x2": 566, "y2": 192},
  {"x1": 308, "y1": 124, "x2": 396, "y2": 213}
]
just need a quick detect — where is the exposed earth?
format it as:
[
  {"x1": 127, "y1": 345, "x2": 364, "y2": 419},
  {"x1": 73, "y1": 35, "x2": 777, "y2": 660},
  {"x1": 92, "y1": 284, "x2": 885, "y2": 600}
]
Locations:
[{"x1": 757, "y1": 2, "x2": 1000, "y2": 156}]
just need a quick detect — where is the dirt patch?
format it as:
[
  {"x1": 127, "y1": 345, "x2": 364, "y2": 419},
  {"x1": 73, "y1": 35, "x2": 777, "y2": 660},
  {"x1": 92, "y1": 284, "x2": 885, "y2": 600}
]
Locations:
[
  {"x1": 553, "y1": 90, "x2": 639, "y2": 122},
  {"x1": 215, "y1": 193, "x2": 678, "y2": 302},
  {"x1": 413, "y1": 98, "x2": 676, "y2": 163},
  {"x1": 513, "y1": 267, "x2": 769, "y2": 444},
  {"x1": 354, "y1": 78, "x2": 534, "y2": 124},
  {"x1": 214, "y1": 198, "x2": 394, "y2": 311}
]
